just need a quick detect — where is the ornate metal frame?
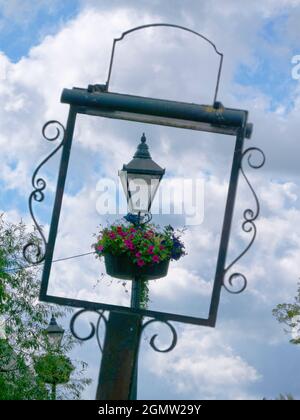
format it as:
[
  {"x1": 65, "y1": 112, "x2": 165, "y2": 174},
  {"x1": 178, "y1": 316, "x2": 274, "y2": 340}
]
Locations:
[
  {"x1": 23, "y1": 24, "x2": 265, "y2": 329},
  {"x1": 23, "y1": 115, "x2": 264, "y2": 329}
]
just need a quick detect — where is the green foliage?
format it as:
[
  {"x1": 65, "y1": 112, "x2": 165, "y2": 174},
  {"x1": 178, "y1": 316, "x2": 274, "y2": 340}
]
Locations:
[
  {"x1": 140, "y1": 280, "x2": 149, "y2": 309},
  {"x1": 276, "y1": 393, "x2": 295, "y2": 400},
  {"x1": 34, "y1": 354, "x2": 74, "y2": 385},
  {"x1": 0, "y1": 215, "x2": 91, "y2": 399},
  {"x1": 273, "y1": 284, "x2": 300, "y2": 345},
  {"x1": 0, "y1": 248, "x2": 10, "y2": 307},
  {"x1": 0, "y1": 340, "x2": 49, "y2": 400},
  {"x1": 272, "y1": 284, "x2": 300, "y2": 401}
]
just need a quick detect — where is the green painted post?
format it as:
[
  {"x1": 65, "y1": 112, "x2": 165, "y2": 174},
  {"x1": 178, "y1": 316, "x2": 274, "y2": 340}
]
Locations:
[
  {"x1": 96, "y1": 310, "x2": 142, "y2": 400},
  {"x1": 129, "y1": 276, "x2": 143, "y2": 400}
]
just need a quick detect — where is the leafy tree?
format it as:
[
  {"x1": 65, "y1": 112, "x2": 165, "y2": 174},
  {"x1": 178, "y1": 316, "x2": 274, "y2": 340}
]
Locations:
[
  {"x1": 263, "y1": 394, "x2": 295, "y2": 401},
  {"x1": 275, "y1": 393, "x2": 295, "y2": 400},
  {"x1": 272, "y1": 283, "x2": 300, "y2": 401},
  {"x1": 273, "y1": 284, "x2": 300, "y2": 345},
  {"x1": 0, "y1": 215, "x2": 90, "y2": 399}
]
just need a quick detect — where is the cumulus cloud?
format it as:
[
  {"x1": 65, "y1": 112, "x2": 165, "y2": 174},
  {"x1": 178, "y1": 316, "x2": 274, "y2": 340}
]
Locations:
[{"x1": 143, "y1": 327, "x2": 260, "y2": 399}]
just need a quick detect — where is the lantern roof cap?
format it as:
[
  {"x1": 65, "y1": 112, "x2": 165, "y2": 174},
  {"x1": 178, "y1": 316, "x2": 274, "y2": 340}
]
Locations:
[
  {"x1": 45, "y1": 315, "x2": 65, "y2": 335},
  {"x1": 122, "y1": 133, "x2": 165, "y2": 175},
  {"x1": 133, "y1": 133, "x2": 151, "y2": 159}
]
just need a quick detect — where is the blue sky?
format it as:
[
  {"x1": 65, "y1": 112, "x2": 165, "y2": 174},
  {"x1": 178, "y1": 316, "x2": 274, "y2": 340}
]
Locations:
[
  {"x1": 0, "y1": 0, "x2": 80, "y2": 61},
  {"x1": 1, "y1": 0, "x2": 300, "y2": 400},
  {"x1": 235, "y1": 13, "x2": 298, "y2": 112}
]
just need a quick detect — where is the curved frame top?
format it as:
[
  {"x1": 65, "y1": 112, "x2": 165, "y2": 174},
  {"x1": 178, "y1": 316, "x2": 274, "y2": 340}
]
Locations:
[{"x1": 105, "y1": 23, "x2": 224, "y2": 104}]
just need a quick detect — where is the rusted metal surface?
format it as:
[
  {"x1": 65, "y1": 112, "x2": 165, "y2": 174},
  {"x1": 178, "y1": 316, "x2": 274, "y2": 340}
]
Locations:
[{"x1": 61, "y1": 88, "x2": 252, "y2": 137}]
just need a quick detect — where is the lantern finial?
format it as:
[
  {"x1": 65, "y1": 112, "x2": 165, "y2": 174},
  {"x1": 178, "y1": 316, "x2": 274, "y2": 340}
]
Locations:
[{"x1": 133, "y1": 133, "x2": 151, "y2": 159}]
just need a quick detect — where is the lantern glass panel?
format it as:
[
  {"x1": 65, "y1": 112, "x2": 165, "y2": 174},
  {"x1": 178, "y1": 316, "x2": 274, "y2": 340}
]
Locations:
[{"x1": 119, "y1": 170, "x2": 161, "y2": 213}]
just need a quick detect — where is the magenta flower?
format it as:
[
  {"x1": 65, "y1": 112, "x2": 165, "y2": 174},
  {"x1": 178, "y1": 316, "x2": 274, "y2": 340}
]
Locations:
[
  {"x1": 137, "y1": 259, "x2": 145, "y2": 267},
  {"x1": 148, "y1": 245, "x2": 154, "y2": 254},
  {"x1": 97, "y1": 245, "x2": 104, "y2": 252},
  {"x1": 124, "y1": 239, "x2": 134, "y2": 250},
  {"x1": 135, "y1": 252, "x2": 142, "y2": 258},
  {"x1": 152, "y1": 255, "x2": 160, "y2": 263},
  {"x1": 109, "y1": 232, "x2": 116, "y2": 239}
]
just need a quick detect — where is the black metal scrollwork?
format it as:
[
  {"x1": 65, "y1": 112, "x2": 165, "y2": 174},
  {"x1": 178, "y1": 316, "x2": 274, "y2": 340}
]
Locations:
[
  {"x1": 142, "y1": 319, "x2": 178, "y2": 353},
  {"x1": 69, "y1": 311, "x2": 177, "y2": 355},
  {"x1": 70, "y1": 309, "x2": 107, "y2": 353},
  {"x1": 223, "y1": 147, "x2": 266, "y2": 294},
  {"x1": 23, "y1": 121, "x2": 65, "y2": 264}
]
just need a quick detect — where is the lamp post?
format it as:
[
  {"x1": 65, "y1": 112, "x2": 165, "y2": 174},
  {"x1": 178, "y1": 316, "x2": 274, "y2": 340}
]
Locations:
[
  {"x1": 23, "y1": 24, "x2": 265, "y2": 400},
  {"x1": 119, "y1": 133, "x2": 165, "y2": 399},
  {"x1": 44, "y1": 316, "x2": 65, "y2": 400}
]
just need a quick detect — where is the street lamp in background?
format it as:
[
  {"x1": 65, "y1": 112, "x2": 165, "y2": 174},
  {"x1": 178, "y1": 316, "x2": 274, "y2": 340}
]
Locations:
[
  {"x1": 35, "y1": 315, "x2": 73, "y2": 400},
  {"x1": 42, "y1": 315, "x2": 66, "y2": 400},
  {"x1": 45, "y1": 315, "x2": 65, "y2": 349}
]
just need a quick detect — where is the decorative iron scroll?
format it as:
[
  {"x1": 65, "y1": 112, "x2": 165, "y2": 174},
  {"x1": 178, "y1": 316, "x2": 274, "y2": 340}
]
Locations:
[
  {"x1": 70, "y1": 309, "x2": 108, "y2": 353},
  {"x1": 223, "y1": 147, "x2": 266, "y2": 294},
  {"x1": 23, "y1": 121, "x2": 65, "y2": 264},
  {"x1": 69, "y1": 309, "x2": 177, "y2": 355},
  {"x1": 142, "y1": 319, "x2": 178, "y2": 353}
]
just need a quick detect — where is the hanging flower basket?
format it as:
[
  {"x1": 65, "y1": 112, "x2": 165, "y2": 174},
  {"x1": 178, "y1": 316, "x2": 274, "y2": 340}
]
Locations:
[
  {"x1": 104, "y1": 253, "x2": 170, "y2": 280},
  {"x1": 93, "y1": 223, "x2": 185, "y2": 281}
]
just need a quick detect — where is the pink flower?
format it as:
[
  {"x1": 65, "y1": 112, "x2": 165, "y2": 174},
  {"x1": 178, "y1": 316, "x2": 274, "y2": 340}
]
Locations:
[
  {"x1": 137, "y1": 259, "x2": 145, "y2": 267},
  {"x1": 109, "y1": 232, "x2": 116, "y2": 239},
  {"x1": 97, "y1": 245, "x2": 104, "y2": 252},
  {"x1": 116, "y1": 227, "x2": 127, "y2": 237},
  {"x1": 159, "y1": 245, "x2": 165, "y2": 250},
  {"x1": 148, "y1": 245, "x2": 154, "y2": 254},
  {"x1": 124, "y1": 239, "x2": 134, "y2": 250},
  {"x1": 135, "y1": 252, "x2": 142, "y2": 258},
  {"x1": 152, "y1": 255, "x2": 160, "y2": 263}
]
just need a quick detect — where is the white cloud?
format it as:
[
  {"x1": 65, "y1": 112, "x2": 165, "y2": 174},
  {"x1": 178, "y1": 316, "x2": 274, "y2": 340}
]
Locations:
[
  {"x1": 151, "y1": 266, "x2": 212, "y2": 300},
  {"x1": 145, "y1": 327, "x2": 260, "y2": 399}
]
